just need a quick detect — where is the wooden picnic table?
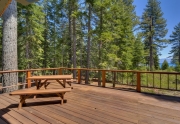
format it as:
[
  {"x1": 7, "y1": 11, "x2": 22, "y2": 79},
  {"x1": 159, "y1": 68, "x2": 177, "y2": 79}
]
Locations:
[{"x1": 27, "y1": 75, "x2": 73, "y2": 89}]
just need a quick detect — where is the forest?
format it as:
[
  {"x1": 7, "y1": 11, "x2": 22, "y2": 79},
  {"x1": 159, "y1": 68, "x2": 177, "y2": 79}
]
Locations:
[{"x1": 0, "y1": 0, "x2": 180, "y2": 72}]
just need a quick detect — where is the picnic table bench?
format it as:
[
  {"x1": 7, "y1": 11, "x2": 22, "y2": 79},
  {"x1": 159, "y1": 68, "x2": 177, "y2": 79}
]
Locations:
[{"x1": 9, "y1": 88, "x2": 71, "y2": 109}]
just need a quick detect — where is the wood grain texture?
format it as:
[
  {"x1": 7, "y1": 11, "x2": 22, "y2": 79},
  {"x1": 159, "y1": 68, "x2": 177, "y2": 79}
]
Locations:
[{"x1": 0, "y1": 83, "x2": 180, "y2": 124}]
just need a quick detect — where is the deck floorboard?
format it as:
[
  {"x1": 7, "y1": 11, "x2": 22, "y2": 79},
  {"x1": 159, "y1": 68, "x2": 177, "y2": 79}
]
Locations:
[{"x1": 0, "y1": 83, "x2": 180, "y2": 124}]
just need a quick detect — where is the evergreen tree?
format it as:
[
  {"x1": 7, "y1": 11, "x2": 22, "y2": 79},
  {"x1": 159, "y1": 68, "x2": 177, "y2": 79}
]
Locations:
[
  {"x1": 41, "y1": 0, "x2": 51, "y2": 68},
  {"x1": 161, "y1": 59, "x2": 169, "y2": 70},
  {"x1": 169, "y1": 22, "x2": 180, "y2": 64},
  {"x1": 17, "y1": 3, "x2": 45, "y2": 69},
  {"x1": 44, "y1": 0, "x2": 62, "y2": 69},
  {"x1": 140, "y1": 0, "x2": 168, "y2": 71},
  {"x1": 85, "y1": 0, "x2": 94, "y2": 84},
  {"x1": 41, "y1": 0, "x2": 68, "y2": 68},
  {"x1": 154, "y1": 51, "x2": 160, "y2": 70},
  {"x1": 92, "y1": 0, "x2": 137, "y2": 70},
  {"x1": 132, "y1": 34, "x2": 146, "y2": 70}
]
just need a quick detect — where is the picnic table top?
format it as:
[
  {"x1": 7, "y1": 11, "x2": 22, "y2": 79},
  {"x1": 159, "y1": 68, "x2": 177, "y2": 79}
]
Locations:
[{"x1": 27, "y1": 75, "x2": 73, "y2": 80}]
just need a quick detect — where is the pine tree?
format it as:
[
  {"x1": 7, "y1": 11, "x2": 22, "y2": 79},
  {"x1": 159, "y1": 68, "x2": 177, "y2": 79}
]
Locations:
[
  {"x1": 41, "y1": 0, "x2": 66, "y2": 68},
  {"x1": 140, "y1": 0, "x2": 168, "y2": 71},
  {"x1": 132, "y1": 34, "x2": 146, "y2": 70},
  {"x1": 41, "y1": 0, "x2": 51, "y2": 68},
  {"x1": 161, "y1": 59, "x2": 169, "y2": 70},
  {"x1": 154, "y1": 51, "x2": 160, "y2": 70},
  {"x1": 85, "y1": 0, "x2": 94, "y2": 84},
  {"x1": 87, "y1": 0, "x2": 138, "y2": 71},
  {"x1": 169, "y1": 22, "x2": 180, "y2": 64},
  {"x1": 17, "y1": 3, "x2": 45, "y2": 69}
]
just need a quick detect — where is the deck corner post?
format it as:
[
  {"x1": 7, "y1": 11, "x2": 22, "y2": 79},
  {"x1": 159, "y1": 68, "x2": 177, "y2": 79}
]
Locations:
[
  {"x1": 26, "y1": 70, "x2": 31, "y2": 88},
  {"x1": 136, "y1": 72, "x2": 141, "y2": 92},
  {"x1": 102, "y1": 70, "x2": 106, "y2": 87}
]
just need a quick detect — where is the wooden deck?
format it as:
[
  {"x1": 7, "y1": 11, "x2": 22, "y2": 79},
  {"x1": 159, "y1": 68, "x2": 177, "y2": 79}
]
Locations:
[{"x1": 0, "y1": 83, "x2": 180, "y2": 124}]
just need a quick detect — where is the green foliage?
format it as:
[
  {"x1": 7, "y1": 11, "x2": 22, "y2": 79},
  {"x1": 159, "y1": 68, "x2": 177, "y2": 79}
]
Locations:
[
  {"x1": 174, "y1": 64, "x2": 180, "y2": 72},
  {"x1": 154, "y1": 51, "x2": 160, "y2": 70},
  {"x1": 0, "y1": 0, "x2": 170, "y2": 72},
  {"x1": 132, "y1": 34, "x2": 146, "y2": 70},
  {"x1": 140, "y1": 0, "x2": 168, "y2": 70},
  {"x1": 92, "y1": 0, "x2": 138, "y2": 70},
  {"x1": 161, "y1": 60, "x2": 169, "y2": 70},
  {"x1": 169, "y1": 22, "x2": 180, "y2": 65},
  {"x1": 17, "y1": 3, "x2": 45, "y2": 69}
]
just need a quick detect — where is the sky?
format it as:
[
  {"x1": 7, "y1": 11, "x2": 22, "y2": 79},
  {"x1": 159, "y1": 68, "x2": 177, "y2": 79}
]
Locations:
[{"x1": 133, "y1": 0, "x2": 180, "y2": 59}]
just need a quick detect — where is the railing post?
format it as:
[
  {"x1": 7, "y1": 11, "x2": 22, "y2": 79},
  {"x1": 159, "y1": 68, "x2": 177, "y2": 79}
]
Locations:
[
  {"x1": 102, "y1": 70, "x2": 106, "y2": 87},
  {"x1": 58, "y1": 68, "x2": 63, "y2": 75},
  {"x1": 26, "y1": 70, "x2": 31, "y2": 88},
  {"x1": 136, "y1": 72, "x2": 141, "y2": 92},
  {"x1": 78, "y1": 69, "x2": 81, "y2": 84},
  {"x1": 113, "y1": 71, "x2": 116, "y2": 87}
]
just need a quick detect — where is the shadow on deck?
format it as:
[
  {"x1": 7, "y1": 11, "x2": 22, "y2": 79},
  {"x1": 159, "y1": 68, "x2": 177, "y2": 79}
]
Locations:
[{"x1": 0, "y1": 83, "x2": 180, "y2": 124}]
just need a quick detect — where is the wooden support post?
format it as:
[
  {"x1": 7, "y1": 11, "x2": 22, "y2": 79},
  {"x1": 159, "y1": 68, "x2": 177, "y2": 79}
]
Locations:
[
  {"x1": 136, "y1": 72, "x2": 141, "y2": 92},
  {"x1": 78, "y1": 69, "x2": 81, "y2": 84},
  {"x1": 26, "y1": 70, "x2": 31, "y2": 88},
  {"x1": 58, "y1": 68, "x2": 63, "y2": 75},
  {"x1": 113, "y1": 71, "x2": 116, "y2": 88},
  {"x1": 102, "y1": 70, "x2": 106, "y2": 87}
]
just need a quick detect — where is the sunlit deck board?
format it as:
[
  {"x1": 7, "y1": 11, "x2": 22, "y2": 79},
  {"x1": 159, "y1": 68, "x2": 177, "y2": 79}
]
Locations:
[{"x1": 0, "y1": 83, "x2": 180, "y2": 124}]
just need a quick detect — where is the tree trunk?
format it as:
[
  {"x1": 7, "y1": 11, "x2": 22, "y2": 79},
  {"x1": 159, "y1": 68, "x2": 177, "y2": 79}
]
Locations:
[
  {"x1": 25, "y1": 12, "x2": 30, "y2": 69},
  {"x1": 85, "y1": 3, "x2": 92, "y2": 84},
  {"x1": 68, "y1": 0, "x2": 73, "y2": 68},
  {"x1": 98, "y1": 1, "x2": 103, "y2": 86},
  {"x1": 149, "y1": 16, "x2": 154, "y2": 71},
  {"x1": 149, "y1": 36, "x2": 154, "y2": 71},
  {"x1": 72, "y1": 12, "x2": 77, "y2": 79},
  {"x1": 179, "y1": 40, "x2": 180, "y2": 64},
  {"x1": 43, "y1": 15, "x2": 48, "y2": 68},
  {"x1": 43, "y1": 1, "x2": 49, "y2": 68},
  {"x1": 53, "y1": 9, "x2": 56, "y2": 75},
  {"x1": 2, "y1": 0, "x2": 18, "y2": 93}
]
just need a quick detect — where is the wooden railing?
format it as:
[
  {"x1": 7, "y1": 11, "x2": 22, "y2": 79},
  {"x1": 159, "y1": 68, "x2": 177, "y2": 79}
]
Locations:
[{"x1": 1, "y1": 68, "x2": 180, "y2": 93}]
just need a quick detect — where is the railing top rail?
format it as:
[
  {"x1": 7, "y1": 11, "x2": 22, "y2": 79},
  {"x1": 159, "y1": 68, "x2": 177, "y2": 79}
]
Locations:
[
  {"x1": 29, "y1": 68, "x2": 61, "y2": 71},
  {"x1": 0, "y1": 67, "x2": 179, "y2": 74},
  {"x1": 0, "y1": 70, "x2": 27, "y2": 74},
  {"x1": 64, "y1": 68, "x2": 87, "y2": 70},
  {"x1": 137, "y1": 71, "x2": 180, "y2": 74}
]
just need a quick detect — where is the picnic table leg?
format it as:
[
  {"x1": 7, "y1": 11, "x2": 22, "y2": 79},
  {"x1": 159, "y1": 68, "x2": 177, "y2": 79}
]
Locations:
[
  {"x1": 38, "y1": 79, "x2": 48, "y2": 89},
  {"x1": 18, "y1": 95, "x2": 27, "y2": 109},
  {"x1": 19, "y1": 95, "x2": 32, "y2": 109},
  {"x1": 44, "y1": 82, "x2": 50, "y2": 89},
  {"x1": 34, "y1": 80, "x2": 40, "y2": 98},
  {"x1": 63, "y1": 79, "x2": 66, "y2": 88},
  {"x1": 19, "y1": 95, "x2": 26, "y2": 109},
  {"x1": 56, "y1": 79, "x2": 65, "y2": 88},
  {"x1": 37, "y1": 80, "x2": 41, "y2": 89},
  {"x1": 56, "y1": 93, "x2": 65, "y2": 104},
  {"x1": 35, "y1": 80, "x2": 38, "y2": 89}
]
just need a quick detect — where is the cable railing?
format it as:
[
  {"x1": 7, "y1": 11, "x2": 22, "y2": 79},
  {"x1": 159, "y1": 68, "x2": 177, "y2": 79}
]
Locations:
[
  {"x1": 0, "y1": 70, "x2": 27, "y2": 93},
  {"x1": 0, "y1": 68, "x2": 180, "y2": 94}
]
